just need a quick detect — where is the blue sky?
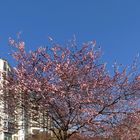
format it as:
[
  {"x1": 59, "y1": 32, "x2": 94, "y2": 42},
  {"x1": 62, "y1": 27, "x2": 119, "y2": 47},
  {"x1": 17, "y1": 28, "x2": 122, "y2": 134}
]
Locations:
[{"x1": 0, "y1": 0, "x2": 140, "y2": 69}]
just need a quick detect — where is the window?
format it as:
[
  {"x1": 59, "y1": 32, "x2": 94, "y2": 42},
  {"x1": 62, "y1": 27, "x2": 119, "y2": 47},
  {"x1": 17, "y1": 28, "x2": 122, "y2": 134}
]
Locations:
[
  {"x1": 2, "y1": 72, "x2": 6, "y2": 80},
  {"x1": 0, "y1": 72, "x2": 1, "y2": 79},
  {"x1": 4, "y1": 137, "x2": 7, "y2": 140},
  {"x1": 32, "y1": 129, "x2": 40, "y2": 134},
  {"x1": 4, "y1": 122, "x2": 7, "y2": 128},
  {"x1": 3, "y1": 61, "x2": 7, "y2": 71},
  {"x1": 14, "y1": 136, "x2": 18, "y2": 140}
]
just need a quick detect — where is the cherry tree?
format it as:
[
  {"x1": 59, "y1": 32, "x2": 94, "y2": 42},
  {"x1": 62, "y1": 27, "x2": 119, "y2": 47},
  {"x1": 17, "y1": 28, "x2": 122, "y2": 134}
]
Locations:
[
  {"x1": 4, "y1": 38, "x2": 140, "y2": 140},
  {"x1": 109, "y1": 111, "x2": 140, "y2": 140}
]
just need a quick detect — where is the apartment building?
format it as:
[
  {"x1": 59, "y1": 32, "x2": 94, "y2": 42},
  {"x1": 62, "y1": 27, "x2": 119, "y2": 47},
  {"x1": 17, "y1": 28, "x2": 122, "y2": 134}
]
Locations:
[
  {"x1": 0, "y1": 59, "x2": 13, "y2": 140},
  {"x1": 0, "y1": 59, "x2": 51, "y2": 140},
  {"x1": 0, "y1": 59, "x2": 28, "y2": 140}
]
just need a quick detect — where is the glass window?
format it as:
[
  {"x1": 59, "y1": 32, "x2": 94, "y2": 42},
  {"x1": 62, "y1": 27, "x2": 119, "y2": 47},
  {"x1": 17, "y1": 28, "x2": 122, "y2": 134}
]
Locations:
[
  {"x1": 3, "y1": 61, "x2": 7, "y2": 71},
  {"x1": 14, "y1": 136, "x2": 18, "y2": 140},
  {"x1": 2, "y1": 72, "x2": 6, "y2": 80}
]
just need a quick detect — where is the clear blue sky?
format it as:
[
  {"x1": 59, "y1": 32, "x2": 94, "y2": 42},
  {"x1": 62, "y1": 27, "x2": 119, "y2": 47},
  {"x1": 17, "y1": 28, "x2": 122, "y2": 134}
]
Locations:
[{"x1": 0, "y1": 0, "x2": 140, "y2": 68}]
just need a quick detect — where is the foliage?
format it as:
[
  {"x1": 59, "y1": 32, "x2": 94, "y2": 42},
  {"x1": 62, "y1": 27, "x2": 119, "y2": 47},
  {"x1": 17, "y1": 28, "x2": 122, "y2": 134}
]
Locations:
[{"x1": 4, "y1": 38, "x2": 140, "y2": 140}]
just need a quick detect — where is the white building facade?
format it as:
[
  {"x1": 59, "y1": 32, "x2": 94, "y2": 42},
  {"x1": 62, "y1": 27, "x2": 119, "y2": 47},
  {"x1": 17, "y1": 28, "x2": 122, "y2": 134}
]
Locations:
[
  {"x1": 0, "y1": 59, "x2": 14, "y2": 140},
  {"x1": 0, "y1": 59, "x2": 29, "y2": 140},
  {"x1": 0, "y1": 59, "x2": 50, "y2": 140}
]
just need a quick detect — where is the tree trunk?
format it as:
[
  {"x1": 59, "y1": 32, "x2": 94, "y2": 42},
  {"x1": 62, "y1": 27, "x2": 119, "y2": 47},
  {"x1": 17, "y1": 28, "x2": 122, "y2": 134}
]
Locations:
[{"x1": 63, "y1": 131, "x2": 68, "y2": 140}]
